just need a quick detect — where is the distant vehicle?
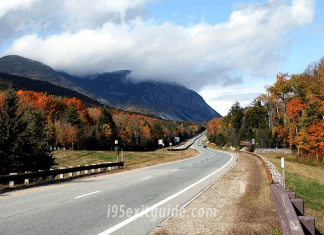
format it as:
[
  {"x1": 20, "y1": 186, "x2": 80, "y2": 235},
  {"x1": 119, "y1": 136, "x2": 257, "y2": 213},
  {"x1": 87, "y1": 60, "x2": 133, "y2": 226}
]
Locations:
[
  {"x1": 199, "y1": 144, "x2": 201, "y2": 146},
  {"x1": 203, "y1": 145, "x2": 207, "y2": 148}
]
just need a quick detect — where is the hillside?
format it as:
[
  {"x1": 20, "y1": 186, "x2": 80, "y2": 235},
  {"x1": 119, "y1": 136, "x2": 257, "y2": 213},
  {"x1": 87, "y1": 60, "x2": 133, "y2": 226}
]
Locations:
[
  {"x1": 0, "y1": 55, "x2": 221, "y2": 122},
  {"x1": 0, "y1": 72, "x2": 103, "y2": 107}
]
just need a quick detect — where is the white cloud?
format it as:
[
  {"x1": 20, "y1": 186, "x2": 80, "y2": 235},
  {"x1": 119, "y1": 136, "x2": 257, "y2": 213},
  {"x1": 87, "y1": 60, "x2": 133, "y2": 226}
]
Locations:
[
  {"x1": 0, "y1": 0, "x2": 39, "y2": 18},
  {"x1": 2, "y1": 0, "x2": 315, "y2": 92}
]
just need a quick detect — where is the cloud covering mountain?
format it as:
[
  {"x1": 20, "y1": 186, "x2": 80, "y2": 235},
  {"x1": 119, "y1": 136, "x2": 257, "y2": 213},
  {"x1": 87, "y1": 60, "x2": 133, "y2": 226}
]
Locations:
[{"x1": 0, "y1": 0, "x2": 316, "y2": 115}]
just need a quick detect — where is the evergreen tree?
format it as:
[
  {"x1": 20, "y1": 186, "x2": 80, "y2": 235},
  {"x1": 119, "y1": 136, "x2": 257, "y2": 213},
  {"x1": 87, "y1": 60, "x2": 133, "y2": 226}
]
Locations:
[
  {"x1": 0, "y1": 86, "x2": 33, "y2": 174},
  {"x1": 0, "y1": 87, "x2": 55, "y2": 174},
  {"x1": 97, "y1": 107, "x2": 116, "y2": 148},
  {"x1": 25, "y1": 110, "x2": 56, "y2": 171},
  {"x1": 97, "y1": 107, "x2": 116, "y2": 133}
]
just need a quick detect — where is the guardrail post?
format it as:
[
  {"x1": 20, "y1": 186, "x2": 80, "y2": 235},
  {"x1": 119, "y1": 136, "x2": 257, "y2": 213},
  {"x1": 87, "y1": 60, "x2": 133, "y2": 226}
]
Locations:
[
  {"x1": 76, "y1": 165, "x2": 81, "y2": 176},
  {"x1": 108, "y1": 162, "x2": 112, "y2": 171},
  {"x1": 38, "y1": 170, "x2": 43, "y2": 182},
  {"x1": 85, "y1": 164, "x2": 89, "y2": 174},
  {"x1": 69, "y1": 166, "x2": 73, "y2": 177},
  {"x1": 98, "y1": 163, "x2": 102, "y2": 172},
  {"x1": 24, "y1": 171, "x2": 31, "y2": 185},
  {"x1": 49, "y1": 169, "x2": 54, "y2": 180},
  {"x1": 298, "y1": 216, "x2": 315, "y2": 235},
  {"x1": 291, "y1": 199, "x2": 304, "y2": 216},
  {"x1": 59, "y1": 167, "x2": 65, "y2": 179},
  {"x1": 91, "y1": 164, "x2": 96, "y2": 173},
  {"x1": 9, "y1": 173, "x2": 17, "y2": 187}
]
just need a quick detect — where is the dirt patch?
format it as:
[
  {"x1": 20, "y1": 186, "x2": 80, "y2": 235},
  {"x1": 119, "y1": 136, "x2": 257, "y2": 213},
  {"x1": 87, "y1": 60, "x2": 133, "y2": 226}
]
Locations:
[{"x1": 149, "y1": 152, "x2": 281, "y2": 235}]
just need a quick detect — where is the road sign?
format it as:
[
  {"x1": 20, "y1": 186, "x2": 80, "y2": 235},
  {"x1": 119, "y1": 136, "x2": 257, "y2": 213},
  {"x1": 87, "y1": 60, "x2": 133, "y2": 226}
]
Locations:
[
  {"x1": 240, "y1": 141, "x2": 252, "y2": 146},
  {"x1": 158, "y1": 139, "x2": 163, "y2": 145},
  {"x1": 252, "y1": 139, "x2": 255, "y2": 145}
]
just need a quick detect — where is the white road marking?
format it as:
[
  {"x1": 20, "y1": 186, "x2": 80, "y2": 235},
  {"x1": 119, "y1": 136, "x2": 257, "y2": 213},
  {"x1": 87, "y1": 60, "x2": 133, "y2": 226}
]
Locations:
[
  {"x1": 188, "y1": 165, "x2": 192, "y2": 166},
  {"x1": 74, "y1": 191, "x2": 100, "y2": 199},
  {"x1": 98, "y1": 153, "x2": 234, "y2": 235},
  {"x1": 171, "y1": 169, "x2": 178, "y2": 171},
  {"x1": 140, "y1": 176, "x2": 151, "y2": 181}
]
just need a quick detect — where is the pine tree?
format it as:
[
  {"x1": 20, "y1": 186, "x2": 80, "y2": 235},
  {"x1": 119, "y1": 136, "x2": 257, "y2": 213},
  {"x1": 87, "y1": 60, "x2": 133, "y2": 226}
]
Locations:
[
  {"x1": 0, "y1": 86, "x2": 55, "y2": 174},
  {"x1": 97, "y1": 107, "x2": 116, "y2": 148},
  {"x1": 25, "y1": 110, "x2": 56, "y2": 171},
  {"x1": 0, "y1": 86, "x2": 33, "y2": 174}
]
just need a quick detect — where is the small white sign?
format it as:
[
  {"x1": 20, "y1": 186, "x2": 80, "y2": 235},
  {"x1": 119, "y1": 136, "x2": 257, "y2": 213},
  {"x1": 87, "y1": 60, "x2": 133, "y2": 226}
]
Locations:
[
  {"x1": 158, "y1": 139, "x2": 163, "y2": 145},
  {"x1": 252, "y1": 139, "x2": 255, "y2": 145},
  {"x1": 281, "y1": 157, "x2": 284, "y2": 168},
  {"x1": 115, "y1": 140, "x2": 118, "y2": 145}
]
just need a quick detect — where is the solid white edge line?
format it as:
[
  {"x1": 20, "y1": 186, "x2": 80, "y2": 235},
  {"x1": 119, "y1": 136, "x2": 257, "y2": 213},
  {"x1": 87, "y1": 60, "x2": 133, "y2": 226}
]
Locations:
[
  {"x1": 140, "y1": 176, "x2": 152, "y2": 181},
  {"x1": 74, "y1": 191, "x2": 101, "y2": 199},
  {"x1": 98, "y1": 152, "x2": 234, "y2": 235}
]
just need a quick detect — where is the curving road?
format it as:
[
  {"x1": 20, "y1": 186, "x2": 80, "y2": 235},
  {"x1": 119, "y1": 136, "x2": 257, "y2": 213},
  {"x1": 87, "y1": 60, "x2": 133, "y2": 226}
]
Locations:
[{"x1": 0, "y1": 135, "x2": 238, "y2": 235}]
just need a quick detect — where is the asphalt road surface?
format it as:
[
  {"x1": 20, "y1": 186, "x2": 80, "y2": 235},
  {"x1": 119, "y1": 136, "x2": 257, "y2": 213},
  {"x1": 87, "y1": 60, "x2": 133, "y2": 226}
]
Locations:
[{"x1": 0, "y1": 135, "x2": 238, "y2": 235}]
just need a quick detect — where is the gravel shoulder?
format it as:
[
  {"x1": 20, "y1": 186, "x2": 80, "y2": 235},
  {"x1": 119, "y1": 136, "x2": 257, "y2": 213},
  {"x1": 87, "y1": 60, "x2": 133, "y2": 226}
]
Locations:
[{"x1": 149, "y1": 151, "x2": 281, "y2": 235}]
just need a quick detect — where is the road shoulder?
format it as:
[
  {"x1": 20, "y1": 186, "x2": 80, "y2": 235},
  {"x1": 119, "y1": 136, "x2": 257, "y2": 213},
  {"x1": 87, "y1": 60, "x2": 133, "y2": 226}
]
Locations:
[{"x1": 149, "y1": 151, "x2": 281, "y2": 235}]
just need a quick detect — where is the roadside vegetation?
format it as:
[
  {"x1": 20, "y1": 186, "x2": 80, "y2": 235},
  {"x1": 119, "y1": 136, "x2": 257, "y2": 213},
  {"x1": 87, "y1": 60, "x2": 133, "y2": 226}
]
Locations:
[
  {"x1": 206, "y1": 57, "x2": 324, "y2": 234},
  {"x1": 53, "y1": 148, "x2": 199, "y2": 169},
  {"x1": 0, "y1": 80, "x2": 204, "y2": 175},
  {"x1": 207, "y1": 58, "x2": 324, "y2": 163}
]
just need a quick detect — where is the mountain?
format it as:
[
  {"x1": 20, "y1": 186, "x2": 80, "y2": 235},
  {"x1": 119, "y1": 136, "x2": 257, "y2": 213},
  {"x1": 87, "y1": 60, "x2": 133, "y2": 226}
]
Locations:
[
  {"x1": 0, "y1": 55, "x2": 221, "y2": 121},
  {"x1": 0, "y1": 55, "x2": 86, "y2": 94}
]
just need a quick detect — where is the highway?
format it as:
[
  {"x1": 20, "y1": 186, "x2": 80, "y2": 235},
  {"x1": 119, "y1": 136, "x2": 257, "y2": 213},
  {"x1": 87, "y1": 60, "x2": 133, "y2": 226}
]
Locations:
[{"x1": 0, "y1": 135, "x2": 238, "y2": 235}]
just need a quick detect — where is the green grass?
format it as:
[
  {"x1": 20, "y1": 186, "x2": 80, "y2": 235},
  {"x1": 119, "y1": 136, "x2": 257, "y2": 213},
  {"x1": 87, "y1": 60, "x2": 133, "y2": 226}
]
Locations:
[
  {"x1": 262, "y1": 153, "x2": 324, "y2": 234},
  {"x1": 53, "y1": 148, "x2": 199, "y2": 169},
  {"x1": 286, "y1": 172, "x2": 324, "y2": 211}
]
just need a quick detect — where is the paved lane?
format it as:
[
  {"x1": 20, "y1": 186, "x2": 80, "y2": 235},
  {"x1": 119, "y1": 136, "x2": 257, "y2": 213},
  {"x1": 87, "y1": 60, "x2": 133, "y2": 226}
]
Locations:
[{"x1": 0, "y1": 135, "x2": 238, "y2": 235}]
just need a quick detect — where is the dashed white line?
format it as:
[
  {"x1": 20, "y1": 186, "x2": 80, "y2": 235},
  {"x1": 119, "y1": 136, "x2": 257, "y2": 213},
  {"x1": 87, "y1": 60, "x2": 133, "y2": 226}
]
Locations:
[
  {"x1": 171, "y1": 169, "x2": 178, "y2": 171},
  {"x1": 140, "y1": 176, "x2": 151, "y2": 181},
  {"x1": 74, "y1": 191, "x2": 101, "y2": 199},
  {"x1": 98, "y1": 153, "x2": 234, "y2": 235},
  {"x1": 188, "y1": 165, "x2": 192, "y2": 167}
]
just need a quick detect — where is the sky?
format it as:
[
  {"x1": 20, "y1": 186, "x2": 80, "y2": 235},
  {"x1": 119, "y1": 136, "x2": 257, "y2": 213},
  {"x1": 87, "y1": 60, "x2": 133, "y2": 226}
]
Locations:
[{"x1": 0, "y1": 0, "x2": 323, "y2": 116}]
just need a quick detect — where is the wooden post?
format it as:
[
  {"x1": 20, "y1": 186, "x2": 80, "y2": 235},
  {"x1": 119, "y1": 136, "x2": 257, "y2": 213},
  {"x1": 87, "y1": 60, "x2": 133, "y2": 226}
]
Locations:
[
  {"x1": 24, "y1": 171, "x2": 31, "y2": 185},
  {"x1": 9, "y1": 173, "x2": 17, "y2": 187}
]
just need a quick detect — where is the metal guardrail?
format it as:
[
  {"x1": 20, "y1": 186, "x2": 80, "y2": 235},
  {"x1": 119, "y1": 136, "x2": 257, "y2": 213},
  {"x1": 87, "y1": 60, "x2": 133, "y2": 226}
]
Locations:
[
  {"x1": 243, "y1": 151, "x2": 315, "y2": 235},
  {"x1": 171, "y1": 132, "x2": 206, "y2": 151},
  {"x1": 0, "y1": 161, "x2": 124, "y2": 187},
  {"x1": 271, "y1": 184, "x2": 315, "y2": 235}
]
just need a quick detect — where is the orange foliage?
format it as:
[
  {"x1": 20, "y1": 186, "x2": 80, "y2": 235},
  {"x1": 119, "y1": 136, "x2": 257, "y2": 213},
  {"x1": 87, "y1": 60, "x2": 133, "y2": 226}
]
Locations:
[
  {"x1": 286, "y1": 98, "x2": 305, "y2": 119},
  {"x1": 0, "y1": 92, "x2": 4, "y2": 107},
  {"x1": 55, "y1": 120, "x2": 79, "y2": 148},
  {"x1": 306, "y1": 122, "x2": 324, "y2": 160}
]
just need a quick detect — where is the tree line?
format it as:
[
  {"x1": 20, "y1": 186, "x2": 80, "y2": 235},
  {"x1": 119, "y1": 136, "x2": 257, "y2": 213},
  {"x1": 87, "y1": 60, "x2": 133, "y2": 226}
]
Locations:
[
  {"x1": 207, "y1": 58, "x2": 324, "y2": 162},
  {"x1": 0, "y1": 85, "x2": 204, "y2": 174}
]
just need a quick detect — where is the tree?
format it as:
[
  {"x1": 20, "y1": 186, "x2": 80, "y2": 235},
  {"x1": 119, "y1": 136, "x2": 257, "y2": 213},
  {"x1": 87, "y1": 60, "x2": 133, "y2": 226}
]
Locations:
[
  {"x1": 0, "y1": 86, "x2": 55, "y2": 174},
  {"x1": 24, "y1": 110, "x2": 56, "y2": 171},
  {"x1": 97, "y1": 107, "x2": 116, "y2": 148}
]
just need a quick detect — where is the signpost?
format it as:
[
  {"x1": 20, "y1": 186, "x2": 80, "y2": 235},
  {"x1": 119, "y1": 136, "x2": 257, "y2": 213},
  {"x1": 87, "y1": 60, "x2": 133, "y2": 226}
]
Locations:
[{"x1": 281, "y1": 157, "x2": 285, "y2": 187}]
